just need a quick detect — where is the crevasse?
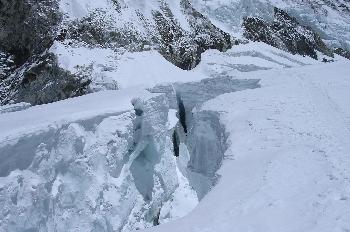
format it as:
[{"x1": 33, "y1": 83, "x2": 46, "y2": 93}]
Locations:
[{"x1": 0, "y1": 78, "x2": 259, "y2": 232}]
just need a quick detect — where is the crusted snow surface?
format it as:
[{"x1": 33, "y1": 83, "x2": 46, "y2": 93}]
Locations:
[
  {"x1": 0, "y1": 102, "x2": 31, "y2": 114},
  {"x1": 195, "y1": 42, "x2": 319, "y2": 77}
]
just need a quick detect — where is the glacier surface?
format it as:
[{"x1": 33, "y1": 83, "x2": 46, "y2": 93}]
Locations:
[{"x1": 1, "y1": 37, "x2": 349, "y2": 232}]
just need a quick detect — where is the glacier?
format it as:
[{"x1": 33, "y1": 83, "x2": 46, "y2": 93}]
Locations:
[
  {"x1": 1, "y1": 0, "x2": 350, "y2": 231},
  {"x1": 0, "y1": 65, "x2": 260, "y2": 231},
  {"x1": 1, "y1": 41, "x2": 348, "y2": 231}
]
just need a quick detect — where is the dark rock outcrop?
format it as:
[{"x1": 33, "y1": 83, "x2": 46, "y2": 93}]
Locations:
[
  {"x1": 334, "y1": 47, "x2": 350, "y2": 60},
  {"x1": 155, "y1": 0, "x2": 231, "y2": 70},
  {"x1": 0, "y1": 0, "x2": 72, "y2": 105},
  {"x1": 63, "y1": 11, "x2": 154, "y2": 52},
  {"x1": 243, "y1": 7, "x2": 333, "y2": 59},
  {"x1": 0, "y1": 0, "x2": 61, "y2": 65},
  {"x1": 16, "y1": 54, "x2": 91, "y2": 105},
  {"x1": 0, "y1": 53, "x2": 91, "y2": 105},
  {"x1": 63, "y1": 0, "x2": 232, "y2": 70}
]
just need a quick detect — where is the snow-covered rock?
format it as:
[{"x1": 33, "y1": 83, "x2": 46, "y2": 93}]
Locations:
[
  {"x1": 243, "y1": 7, "x2": 333, "y2": 59},
  {"x1": 194, "y1": 0, "x2": 350, "y2": 50}
]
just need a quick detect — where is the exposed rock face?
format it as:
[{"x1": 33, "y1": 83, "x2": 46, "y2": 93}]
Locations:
[
  {"x1": 0, "y1": 53, "x2": 91, "y2": 105},
  {"x1": 61, "y1": 0, "x2": 232, "y2": 70},
  {"x1": 0, "y1": 51, "x2": 14, "y2": 80},
  {"x1": 243, "y1": 8, "x2": 333, "y2": 59},
  {"x1": 193, "y1": 0, "x2": 350, "y2": 51},
  {"x1": 0, "y1": 0, "x2": 61, "y2": 65},
  {"x1": 155, "y1": 0, "x2": 231, "y2": 69},
  {"x1": 16, "y1": 54, "x2": 91, "y2": 105},
  {"x1": 0, "y1": 0, "x2": 81, "y2": 105},
  {"x1": 334, "y1": 47, "x2": 350, "y2": 60}
]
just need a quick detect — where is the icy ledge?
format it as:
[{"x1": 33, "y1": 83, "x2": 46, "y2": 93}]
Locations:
[{"x1": 0, "y1": 78, "x2": 259, "y2": 232}]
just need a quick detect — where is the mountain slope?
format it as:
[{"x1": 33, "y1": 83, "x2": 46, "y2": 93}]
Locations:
[
  {"x1": 2, "y1": 0, "x2": 347, "y2": 106},
  {"x1": 0, "y1": 0, "x2": 231, "y2": 105},
  {"x1": 194, "y1": 0, "x2": 350, "y2": 50}
]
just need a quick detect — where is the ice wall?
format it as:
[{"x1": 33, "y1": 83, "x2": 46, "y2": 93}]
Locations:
[
  {"x1": 0, "y1": 93, "x2": 178, "y2": 232},
  {"x1": 0, "y1": 77, "x2": 260, "y2": 231}
]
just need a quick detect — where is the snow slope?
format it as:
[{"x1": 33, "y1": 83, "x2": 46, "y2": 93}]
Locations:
[
  {"x1": 51, "y1": 41, "x2": 203, "y2": 91},
  {"x1": 52, "y1": 41, "x2": 320, "y2": 92},
  {"x1": 144, "y1": 59, "x2": 350, "y2": 232}
]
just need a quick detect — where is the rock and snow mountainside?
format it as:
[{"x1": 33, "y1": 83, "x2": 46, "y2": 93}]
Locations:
[
  {"x1": 0, "y1": 0, "x2": 350, "y2": 232},
  {"x1": 194, "y1": 0, "x2": 350, "y2": 49},
  {"x1": 1, "y1": 0, "x2": 349, "y2": 106},
  {"x1": 0, "y1": 0, "x2": 231, "y2": 105}
]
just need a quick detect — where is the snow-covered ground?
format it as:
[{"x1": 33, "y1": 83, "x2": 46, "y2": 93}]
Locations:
[
  {"x1": 145, "y1": 58, "x2": 350, "y2": 232},
  {"x1": 1, "y1": 42, "x2": 349, "y2": 232},
  {"x1": 52, "y1": 41, "x2": 320, "y2": 92}
]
